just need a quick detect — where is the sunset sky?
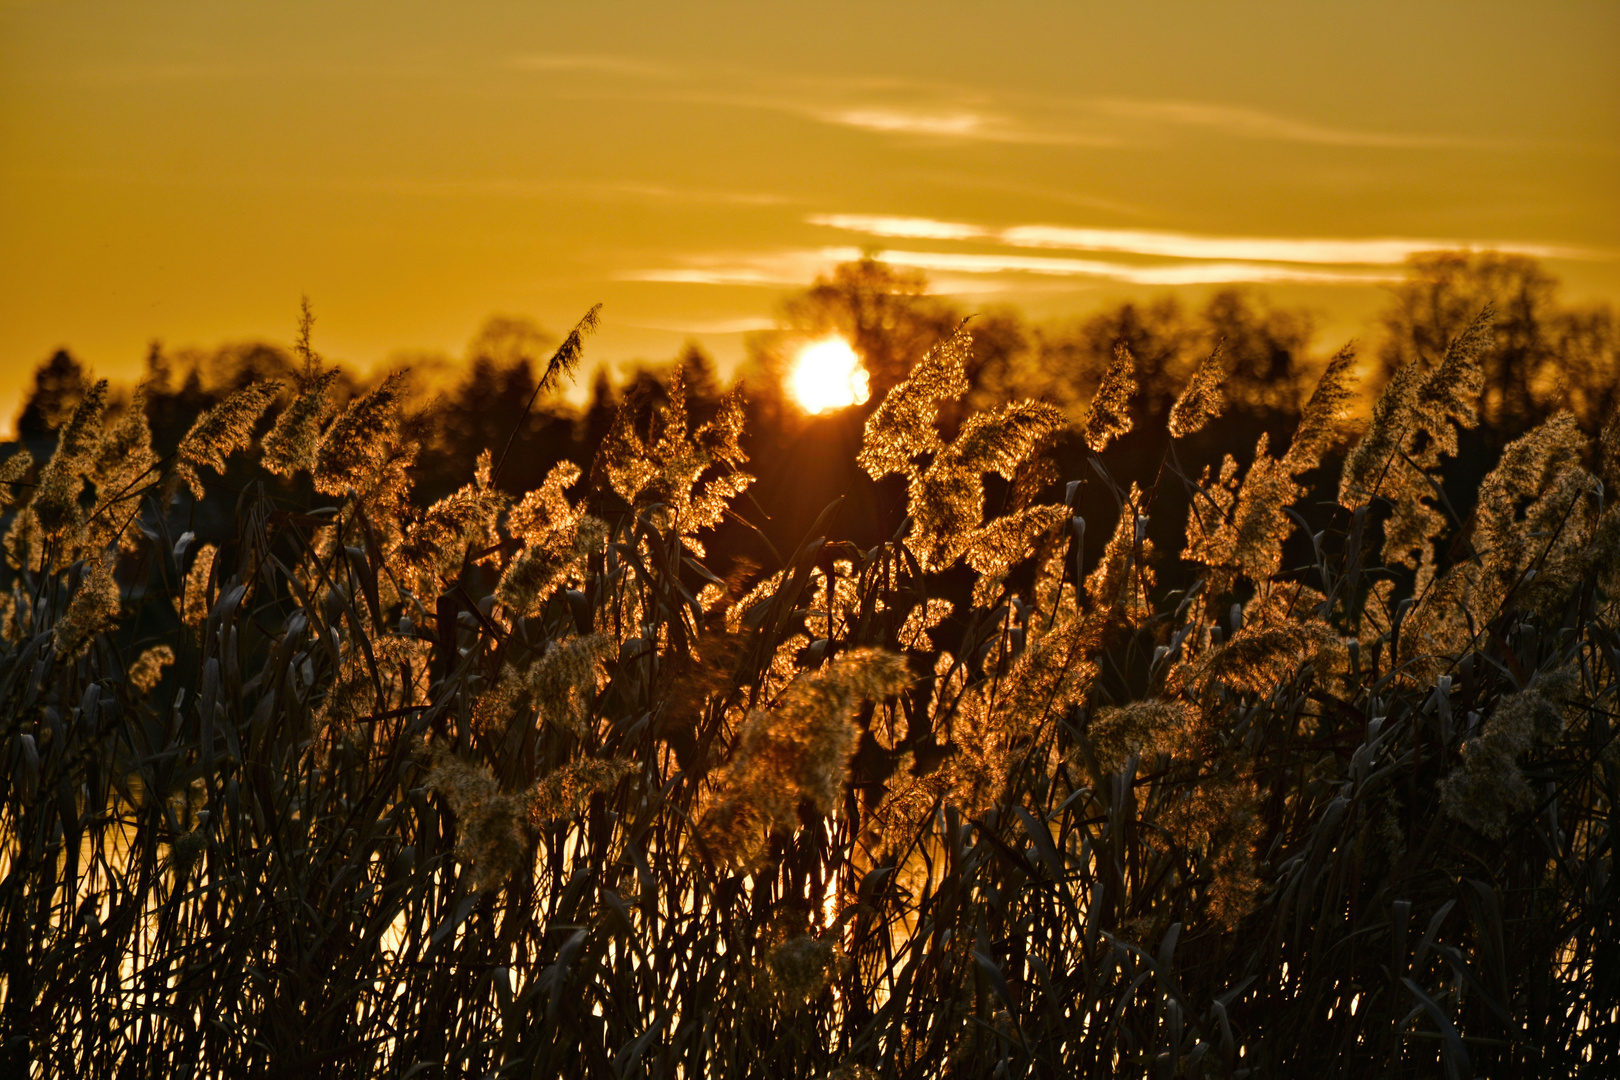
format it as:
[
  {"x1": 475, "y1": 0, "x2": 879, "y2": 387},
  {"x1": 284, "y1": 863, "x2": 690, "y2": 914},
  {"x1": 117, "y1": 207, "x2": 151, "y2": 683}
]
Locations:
[{"x1": 2, "y1": 0, "x2": 1616, "y2": 424}]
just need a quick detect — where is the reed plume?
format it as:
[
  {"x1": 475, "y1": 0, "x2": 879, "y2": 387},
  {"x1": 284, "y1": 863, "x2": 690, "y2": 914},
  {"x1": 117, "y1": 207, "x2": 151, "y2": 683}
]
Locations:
[
  {"x1": 698, "y1": 648, "x2": 908, "y2": 866},
  {"x1": 1083, "y1": 342, "x2": 1137, "y2": 452},
  {"x1": 31, "y1": 378, "x2": 107, "y2": 550},
  {"x1": 5, "y1": 297, "x2": 1613, "y2": 1080},
  {"x1": 262, "y1": 367, "x2": 340, "y2": 476},
  {"x1": 174, "y1": 381, "x2": 279, "y2": 498},
  {"x1": 1168, "y1": 342, "x2": 1226, "y2": 438},
  {"x1": 1440, "y1": 666, "x2": 1577, "y2": 838},
  {"x1": 314, "y1": 372, "x2": 406, "y2": 496}
]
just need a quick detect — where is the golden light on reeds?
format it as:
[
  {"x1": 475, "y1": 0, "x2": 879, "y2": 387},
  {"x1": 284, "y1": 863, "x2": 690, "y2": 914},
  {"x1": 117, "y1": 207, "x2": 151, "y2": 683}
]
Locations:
[
  {"x1": 788, "y1": 337, "x2": 869, "y2": 413},
  {"x1": 7, "y1": 245, "x2": 1618, "y2": 1073}
]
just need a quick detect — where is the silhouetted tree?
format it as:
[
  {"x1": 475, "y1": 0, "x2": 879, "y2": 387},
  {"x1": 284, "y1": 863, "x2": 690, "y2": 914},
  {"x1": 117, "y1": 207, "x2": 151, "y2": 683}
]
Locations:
[
  {"x1": 778, "y1": 257, "x2": 960, "y2": 396},
  {"x1": 1202, "y1": 290, "x2": 1315, "y2": 421},
  {"x1": 582, "y1": 367, "x2": 620, "y2": 458},
  {"x1": 136, "y1": 341, "x2": 301, "y2": 455},
  {"x1": 973, "y1": 290, "x2": 1324, "y2": 454},
  {"x1": 675, "y1": 343, "x2": 723, "y2": 415},
  {"x1": 16, "y1": 349, "x2": 89, "y2": 442},
  {"x1": 466, "y1": 314, "x2": 555, "y2": 373},
  {"x1": 1546, "y1": 303, "x2": 1620, "y2": 436},
  {"x1": 1377, "y1": 251, "x2": 1620, "y2": 452},
  {"x1": 199, "y1": 342, "x2": 299, "y2": 393},
  {"x1": 413, "y1": 316, "x2": 582, "y2": 498},
  {"x1": 139, "y1": 347, "x2": 211, "y2": 453},
  {"x1": 1060, "y1": 297, "x2": 1196, "y2": 425}
]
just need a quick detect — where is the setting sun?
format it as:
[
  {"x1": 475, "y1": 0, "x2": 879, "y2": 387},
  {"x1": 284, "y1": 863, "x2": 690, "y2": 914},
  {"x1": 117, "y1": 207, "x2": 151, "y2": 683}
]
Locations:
[{"x1": 788, "y1": 337, "x2": 871, "y2": 413}]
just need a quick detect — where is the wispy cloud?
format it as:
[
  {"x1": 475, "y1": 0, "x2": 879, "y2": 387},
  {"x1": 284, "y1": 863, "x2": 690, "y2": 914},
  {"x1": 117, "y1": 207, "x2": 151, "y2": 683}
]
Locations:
[
  {"x1": 1001, "y1": 225, "x2": 1451, "y2": 264},
  {"x1": 808, "y1": 214, "x2": 988, "y2": 241},
  {"x1": 866, "y1": 249, "x2": 1399, "y2": 286},
  {"x1": 809, "y1": 214, "x2": 1585, "y2": 265},
  {"x1": 812, "y1": 106, "x2": 1115, "y2": 146},
  {"x1": 500, "y1": 54, "x2": 1485, "y2": 152},
  {"x1": 785, "y1": 83, "x2": 1475, "y2": 151},
  {"x1": 629, "y1": 246, "x2": 1399, "y2": 288},
  {"x1": 625, "y1": 248, "x2": 866, "y2": 287},
  {"x1": 824, "y1": 109, "x2": 991, "y2": 137},
  {"x1": 1090, "y1": 98, "x2": 1485, "y2": 149}
]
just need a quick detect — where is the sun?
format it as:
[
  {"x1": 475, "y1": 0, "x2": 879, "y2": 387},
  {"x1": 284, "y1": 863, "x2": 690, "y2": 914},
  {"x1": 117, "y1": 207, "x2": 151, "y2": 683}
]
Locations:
[{"x1": 788, "y1": 337, "x2": 870, "y2": 414}]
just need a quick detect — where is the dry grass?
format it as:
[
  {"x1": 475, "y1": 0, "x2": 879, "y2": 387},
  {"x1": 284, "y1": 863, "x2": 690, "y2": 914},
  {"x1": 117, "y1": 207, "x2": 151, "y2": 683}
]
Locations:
[{"x1": 0, "y1": 310, "x2": 1615, "y2": 1078}]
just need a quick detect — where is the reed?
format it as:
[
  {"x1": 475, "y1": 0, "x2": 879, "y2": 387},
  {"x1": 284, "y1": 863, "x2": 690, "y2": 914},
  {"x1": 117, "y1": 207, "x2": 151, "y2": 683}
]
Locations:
[{"x1": 0, "y1": 307, "x2": 1613, "y2": 1078}]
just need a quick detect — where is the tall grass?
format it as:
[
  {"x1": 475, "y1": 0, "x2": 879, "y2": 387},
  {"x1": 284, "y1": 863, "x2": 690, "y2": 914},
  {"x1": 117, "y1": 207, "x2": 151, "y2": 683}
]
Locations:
[{"x1": 1, "y1": 309, "x2": 1615, "y2": 1077}]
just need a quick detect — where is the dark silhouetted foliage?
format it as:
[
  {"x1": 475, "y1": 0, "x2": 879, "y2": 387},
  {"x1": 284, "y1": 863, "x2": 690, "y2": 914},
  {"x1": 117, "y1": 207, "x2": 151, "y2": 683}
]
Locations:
[{"x1": 2, "y1": 258, "x2": 1616, "y2": 1078}]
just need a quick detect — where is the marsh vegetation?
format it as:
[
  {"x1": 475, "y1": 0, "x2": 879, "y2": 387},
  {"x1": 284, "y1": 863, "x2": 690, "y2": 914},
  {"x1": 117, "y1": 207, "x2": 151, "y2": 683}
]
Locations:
[{"x1": 1, "y1": 255, "x2": 1616, "y2": 1077}]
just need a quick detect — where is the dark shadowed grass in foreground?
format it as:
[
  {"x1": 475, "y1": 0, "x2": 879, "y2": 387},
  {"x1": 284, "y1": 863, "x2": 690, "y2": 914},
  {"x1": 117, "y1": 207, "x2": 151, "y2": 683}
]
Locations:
[{"x1": 0, "y1": 307, "x2": 1616, "y2": 1078}]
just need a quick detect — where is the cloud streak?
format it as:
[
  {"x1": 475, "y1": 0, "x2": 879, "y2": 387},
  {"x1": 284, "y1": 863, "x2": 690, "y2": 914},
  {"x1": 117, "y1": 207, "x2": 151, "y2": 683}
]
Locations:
[
  {"x1": 826, "y1": 109, "x2": 989, "y2": 137},
  {"x1": 808, "y1": 214, "x2": 1584, "y2": 265},
  {"x1": 626, "y1": 247, "x2": 866, "y2": 287},
  {"x1": 863, "y1": 249, "x2": 1399, "y2": 286},
  {"x1": 812, "y1": 106, "x2": 1117, "y2": 146},
  {"x1": 1089, "y1": 98, "x2": 1487, "y2": 149},
  {"x1": 810, "y1": 215, "x2": 988, "y2": 242},
  {"x1": 502, "y1": 54, "x2": 1492, "y2": 151},
  {"x1": 629, "y1": 211, "x2": 1594, "y2": 298},
  {"x1": 628, "y1": 246, "x2": 1400, "y2": 288},
  {"x1": 813, "y1": 95, "x2": 1472, "y2": 150}
]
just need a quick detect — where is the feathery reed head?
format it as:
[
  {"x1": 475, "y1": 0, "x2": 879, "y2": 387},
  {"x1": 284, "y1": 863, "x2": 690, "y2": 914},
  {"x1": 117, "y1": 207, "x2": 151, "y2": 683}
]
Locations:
[
  {"x1": 262, "y1": 368, "x2": 341, "y2": 477},
  {"x1": 527, "y1": 632, "x2": 614, "y2": 737},
  {"x1": 909, "y1": 400, "x2": 1064, "y2": 570},
  {"x1": 424, "y1": 750, "x2": 534, "y2": 890},
  {"x1": 536, "y1": 304, "x2": 602, "y2": 397},
  {"x1": 175, "y1": 381, "x2": 279, "y2": 498},
  {"x1": 859, "y1": 324, "x2": 971, "y2": 481},
  {"x1": 1168, "y1": 342, "x2": 1226, "y2": 439},
  {"x1": 532, "y1": 758, "x2": 635, "y2": 823},
  {"x1": 1083, "y1": 343, "x2": 1137, "y2": 453},
  {"x1": 0, "y1": 449, "x2": 33, "y2": 514},
  {"x1": 1282, "y1": 343, "x2": 1357, "y2": 475},
  {"x1": 127, "y1": 645, "x2": 175, "y2": 695},
  {"x1": 32, "y1": 378, "x2": 108, "y2": 542},
  {"x1": 55, "y1": 556, "x2": 119, "y2": 659},
  {"x1": 698, "y1": 648, "x2": 908, "y2": 866},
  {"x1": 1338, "y1": 359, "x2": 1421, "y2": 509},
  {"x1": 88, "y1": 397, "x2": 159, "y2": 554},
  {"x1": 314, "y1": 372, "x2": 406, "y2": 496},
  {"x1": 766, "y1": 935, "x2": 837, "y2": 1008},
  {"x1": 1196, "y1": 619, "x2": 1336, "y2": 697},
  {"x1": 1440, "y1": 666, "x2": 1577, "y2": 838},
  {"x1": 177, "y1": 544, "x2": 216, "y2": 627},
  {"x1": 1088, "y1": 699, "x2": 1196, "y2": 773}
]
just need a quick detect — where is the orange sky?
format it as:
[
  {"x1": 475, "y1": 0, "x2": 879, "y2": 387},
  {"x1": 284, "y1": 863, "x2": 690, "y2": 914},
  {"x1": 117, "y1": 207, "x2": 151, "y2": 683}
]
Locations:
[{"x1": 2, "y1": 0, "x2": 1616, "y2": 427}]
